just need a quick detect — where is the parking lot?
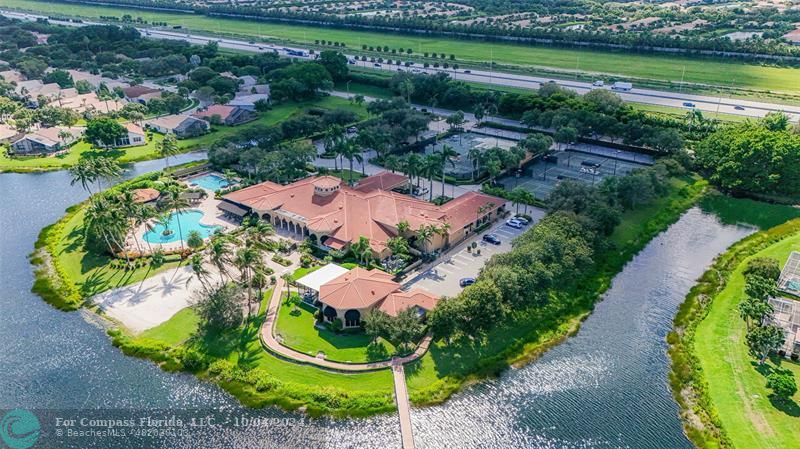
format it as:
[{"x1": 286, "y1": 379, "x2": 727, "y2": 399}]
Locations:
[
  {"x1": 498, "y1": 147, "x2": 652, "y2": 199},
  {"x1": 403, "y1": 207, "x2": 546, "y2": 297}
]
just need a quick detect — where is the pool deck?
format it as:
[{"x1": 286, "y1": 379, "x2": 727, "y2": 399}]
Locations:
[{"x1": 127, "y1": 185, "x2": 237, "y2": 253}]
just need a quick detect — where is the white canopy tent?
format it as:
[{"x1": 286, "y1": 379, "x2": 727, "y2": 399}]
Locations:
[{"x1": 295, "y1": 264, "x2": 349, "y2": 294}]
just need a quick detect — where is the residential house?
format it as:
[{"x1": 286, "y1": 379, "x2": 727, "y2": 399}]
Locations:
[
  {"x1": 93, "y1": 123, "x2": 146, "y2": 148},
  {"x1": 123, "y1": 85, "x2": 162, "y2": 104},
  {"x1": 0, "y1": 69, "x2": 24, "y2": 84},
  {"x1": 10, "y1": 126, "x2": 83, "y2": 155},
  {"x1": 192, "y1": 104, "x2": 256, "y2": 126},
  {"x1": 0, "y1": 124, "x2": 19, "y2": 143},
  {"x1": 238, "y1": 75, "x2": 258, "y2": 88},
  {"x1": 145, "y1": 114, "x2": 209, "y2": 138},
  {"x1": 219, "y1": 171, "x2": 505, "y2": 259},
  {"x1": 229, "y1": 93, "x2": 270, "y2": 111},
  {"x1": 50, "y1": 92, "x2": 126, "y2": 114}
]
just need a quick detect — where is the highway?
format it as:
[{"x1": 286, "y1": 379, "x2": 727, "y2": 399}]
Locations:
[{"x1": 4, "y1": 9, "x2": 800, "y2": 121}]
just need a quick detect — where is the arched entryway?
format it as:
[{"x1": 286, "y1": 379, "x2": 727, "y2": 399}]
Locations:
[
  {"x1": 344, "y1": 309, "x2": 361, "y2": 327},
  {"x1": 323, "y1": 305, "x2": 338, "y2": 323}
]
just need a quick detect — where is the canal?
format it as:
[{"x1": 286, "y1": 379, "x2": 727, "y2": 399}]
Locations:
[{"x1": 0, "y1": 158, "x2": 752, "y2": 448}]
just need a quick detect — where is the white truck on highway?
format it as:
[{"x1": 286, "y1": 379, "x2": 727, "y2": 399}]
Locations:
[{"x1": 611, "y1": 81, "x2": 633, "y2": 91}]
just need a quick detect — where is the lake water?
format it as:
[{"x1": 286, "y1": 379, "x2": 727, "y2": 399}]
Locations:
[{"x1": 0, "y1": 155, "x2": 752, "y2": 449}]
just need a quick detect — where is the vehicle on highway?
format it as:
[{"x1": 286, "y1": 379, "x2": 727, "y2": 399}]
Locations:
[
  {"x1": 483, "y1": 234, "x2": 501, "y2": 245},
  {"x1": 592, "y1": 80, "x2": 604, "y2": 87},
  {"x1": 463, "y1": 70, "x2": 471, "y2": 73},
  {"x1": 506, "y1": 219, "x2": 523, "y2": 229},
  {"x1": 611, "y1": 81, "x2": 633, "y2": 91},
  {"x1": 683, "y1": 102, "x2": 695, "y2": 108},
  {"x1": 734, "y1": 105, "x2": 745, "y2": 110},
  {"x1": 248, "y1": 41, "x2": 255, "y2": 44},
  {"x1": 459, "y1": 278, "x2": 476, "y2": 288},
  {"x1": 374, "y1": 63, "x2": 382, "y2": 68}
]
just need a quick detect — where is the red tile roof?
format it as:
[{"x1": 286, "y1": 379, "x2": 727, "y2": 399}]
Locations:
[
  {"x1": 192, "y1": 104, "x2": 236, "y2": 121},
  {"x1": 319, "y1": 267, "x2": 400, "y2": 310},
  {"x1": 355, "y1": 171, "x2": 409, "y2": 193},
  {"x1": 131, "y1": 188, "x2": 160, "y2": 203},
  {"x1": 223, "y1": 175, "x2": 504, "y2": 253},
  {"x1": 378, "y1": 289, "x2": 439, "y2": 317}
]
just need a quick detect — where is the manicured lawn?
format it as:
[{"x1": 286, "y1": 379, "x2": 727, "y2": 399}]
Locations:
[
  {"x1": 55, "y1": 208, "x2": 183, "y2": 298},
  {"x1": 0, "y1": 96, "x2": 366, "y2": 172},
  {"x1": 187, "y1": 292, "x2": 393, "y2": 393},
  {"x1": 326, "y1": 169, "x2": 366, "y2": 184},
  {"x1": 695, "y1": 233, "x2": 800, "y2": 449},
  {"x1": 274, "y1": 293, "x2": 396, "y2": 363},
  {"x1": 139, "y1": 307, "x2": 200, "y2": 344},
  {"x1": 6, "y1": 0, "x2": 800, "y2": 93}
]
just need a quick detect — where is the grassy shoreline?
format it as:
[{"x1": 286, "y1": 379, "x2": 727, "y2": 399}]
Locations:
[
  {"x1": 30, "y1": 166, "x2": 708, "y2": 415},
  {"x1": 668, "y1": 199, "x2": 800, "y2": 449}
]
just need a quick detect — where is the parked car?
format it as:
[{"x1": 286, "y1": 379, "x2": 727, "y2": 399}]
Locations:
[
  {"x1": 683, "y1": 102, "x2": 695, "y2": 108},
  {"x1": 506, "y1": 219, "x2": 523, "y2": 229},
  {"x1": 459, "y1": 277, "x2": 476, "y2": 287},
  {"x1": 483, "y1": 234, "x2": 501, "y2": 245},
  {"x1": 514, "y1": 216, "x2": 530, "y2": 225}
]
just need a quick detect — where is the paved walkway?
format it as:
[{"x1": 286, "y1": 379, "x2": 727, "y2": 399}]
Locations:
[
  {"x1": 260, "y1": 277, "x2": 428, "y2": 448},
  {"x1": 393, "y1": 363, "x2": 415, "y2": 449}
]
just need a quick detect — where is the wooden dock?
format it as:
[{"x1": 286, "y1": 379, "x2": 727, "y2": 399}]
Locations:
[{"x1": 392, "y1": 363, "x2": 415, "y2": 449}]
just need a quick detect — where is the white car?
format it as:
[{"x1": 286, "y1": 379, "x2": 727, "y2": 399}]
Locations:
[
  {"x1": 513, "y1": 216, "x2": 529, "y2": 225},
  {"x1": 506, "y1": 219, "x2": 523, "y2": 229}
]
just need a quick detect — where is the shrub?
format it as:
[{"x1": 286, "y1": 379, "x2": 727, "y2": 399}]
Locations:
[
  {"x1": 766, "y1": 372, "x2": 797, "y2": 401},
  {"x1": 178, "y1": 347, "x2": 210, "y2": 372}
]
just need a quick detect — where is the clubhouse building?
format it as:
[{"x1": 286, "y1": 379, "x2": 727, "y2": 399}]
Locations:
[{"x1": 218, "y1": 171, "x2": 506, "y2": 259}]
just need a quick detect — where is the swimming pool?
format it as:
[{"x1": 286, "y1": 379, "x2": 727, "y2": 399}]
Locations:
[
  {"x1": 189, "y1": 174, "x2": 231, "y2": 191},
  {"x1": 143, "y1": 210, "x2": 222, "y2": 244}
]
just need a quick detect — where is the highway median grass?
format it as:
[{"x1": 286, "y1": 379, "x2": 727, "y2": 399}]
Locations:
[{"x1": 5, "y1": 0, "x2": 800, "y2": 94}]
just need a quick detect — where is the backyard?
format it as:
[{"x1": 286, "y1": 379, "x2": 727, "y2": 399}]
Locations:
[{"x1": 694, "y1": 232, "x2": 800, "y2": 449}]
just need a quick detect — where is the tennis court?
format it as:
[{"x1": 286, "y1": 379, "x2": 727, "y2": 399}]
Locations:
[{"x1": 499, "y1": 148, "x2": 652, "y2": 199}]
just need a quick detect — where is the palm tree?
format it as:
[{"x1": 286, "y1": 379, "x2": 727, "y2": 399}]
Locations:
[
  {"x1": 134, "y1": 204, "x2": 156, "y2": 254},
  {"x1": 117, "y1": 190, "x2": 143, "y2": 254},
  {"x1": 158, "y1": 132, "x2": 180, "y2": 170},
  {"x1": 234, "y1": 246, "x2": 261, "y2": 316},
  {"x1": 421, "y1": 154, "x2": 439, "y2": 202},
  {"x1": 437, "y1": 222, "x2": 451, "y2": 247},
  {"x1": 415, "y1": 225, "x2": 436, "y2": 254},
  {"x1": 396, "y1": 220, "x2": 410, "y2": 235},
  {"x1": 438, "y1": 145, "x2": 458, "y2": 199},
  {"x1": 350, "y1": 236, "x2": 373, "y2": 266},
  {"x1": 189, "y1": 253, "x2": 211, "y2": 293},
  {"x1": 84, "y1": 197, "x2": 129, "y2": 262},
  {"x1": 164, "y1": 188, "x2": 190, "y2": 251},
  {"x1": 93, "y1": 157, "x2": 122, "y2": 193},
  {"x1": 323, "y1": 125, "x2": 344, "y2": 170},
  {"x1": 69, "y1": 158, "x2": 99, "y2": 196},
  {"x1": 339, "y1": 140, "x2": 363, "y2": 185},
  {"x1": 206, "y1": 235, "x2": 233, "y2": 283},
  {"x1": 281, "y1": 273, "x2": 293, "y2": 301},
  {"x1": 384, "y1": 154, "x2": 400, "y2": 173},
  {"x1": 467, "y1": 147, "x2": 482, "y2": 181},
  {"x1": 405, "y1": 153, "x2": 422, "y2": 188}
]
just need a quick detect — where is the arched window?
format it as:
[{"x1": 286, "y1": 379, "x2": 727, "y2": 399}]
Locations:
[
  {"x1": 323, "y1": 306, "x2": 337, "y2": 322},
  {"x1": 344, "y1": 309, "x2": 361, "y2": 327}
]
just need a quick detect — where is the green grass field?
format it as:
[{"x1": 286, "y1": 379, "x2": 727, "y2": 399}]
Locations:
[
  {"x1": 5, "y1": 0, "x2": 800, "y2": 93},
  {"x1": 694, "y1": 234, "x2": 800, "y2": 449},
  {"x1": 274, "y1": 293, "x2": 397, "y2": 363},
  {"x1": 54, "y1": 208, "x2": 184, "y2": 299}
]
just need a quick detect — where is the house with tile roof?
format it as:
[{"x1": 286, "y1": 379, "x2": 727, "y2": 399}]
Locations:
[
  {"x1": 219, "y1": 171, "x2": 505, "y2": 259},
  {"x1": 192, "y1": 104, "x2": 256, "y2": 126},
  {"x1": 315, "y1": 266, "x2": 439, "y2": 327},
  {"x1": 10, "y1": 126, "x2": 83, "y2": 155},
  {"x1": 145, "y1": 114, "x2": 210, "y2": 138}
]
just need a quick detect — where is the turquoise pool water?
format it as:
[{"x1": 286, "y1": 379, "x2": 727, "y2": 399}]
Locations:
[
  {"x1": 143, "y1": 210, "x2": 222, "y2": 244},
  {"x1": 189, "y1": 174, "x2": 231, "y2": 191}
]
